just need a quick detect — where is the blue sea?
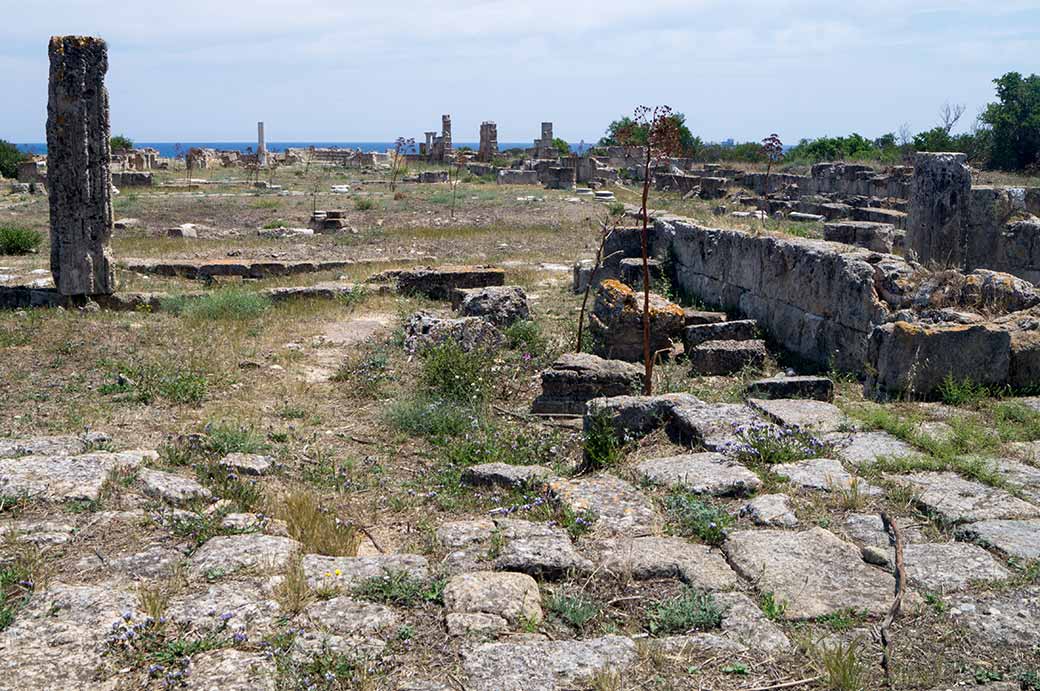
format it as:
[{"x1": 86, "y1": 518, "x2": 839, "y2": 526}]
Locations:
[{"x1": 15, "y1": 141, "x2": 593, "y2": 157}]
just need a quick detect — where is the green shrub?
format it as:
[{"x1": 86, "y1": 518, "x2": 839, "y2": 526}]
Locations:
[
  {"x1": 937, "y1": 374, "x2": 994, "y2": 407},
  {"x1": 352, "y1": 571, "x2": 444, "y2": 607},
  {"x1": 0, "y1": 140, "x2": 28, "y2": 179},
  {"x1": 663, "y1": 491, "x2": 732, "y2": 545},
  {"x1": 354, "y1": 197, "x2": 375, "y2": 211},
  {"x1": 547, "y1": 591, "x2": 600, "y2": 630},
  {"x1": 648, "y1": 588, "x2": 722, "y2": 634},
  {"x1": 0, "y1": 227, "x2": 42, "y2": 256},
  {"x1": 261, "y1": 219, "x2": 287, "y2": 229},
  {"x1": 386, "y1": 396, "x2": 477, "y2": 439},
  {"x1": 203, "y1": 420, "x2": 269, "y2": 455},
  {"x1": 504, "y1": 320, "x2": 549, "y2": 358},
  {"x1": 582, "y1": 410, "x2": 623, "y2": 471},
  {"x1": 100, "y1": 362, "x2": 208, "y2": 405},
  {"x1": 162, "y1": 288, "x2": 271, "y2": 321},
  {"x1": 419, "y1": 341, "x2": 491, "y2": 405},
  {"x1": 731, "y1": 421, "x2": 828, "y2": 465}
]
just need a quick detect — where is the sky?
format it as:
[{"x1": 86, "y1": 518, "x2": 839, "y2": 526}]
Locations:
[{"x1": 2, "y1": 0, "x2": 1038, "y2": 145}]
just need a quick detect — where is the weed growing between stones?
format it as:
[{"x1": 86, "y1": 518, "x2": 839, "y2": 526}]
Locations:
[
  {"x1": 332, "y1": 344, "x2": 391, "y2": 397},
  {"x1": 273, "y1": 489, "x2": 359, "y2": 556},
  {"x1": 811, "y1": 636, "x2": 867, "y2": 691},
  {"x1": 662, "y1": 491, "x2": 732, "y2": 545},
  {"x1": 203, "y1": 420, "x2": 270, "y2": 456},
  {"x1": 418, "y1": 340, "x2": 492, "y2": 406},
  {"x1": 648, "y1": 588, "x2": 722, "y2": 634},
  {"x1": 729, "y1": 420, "x2": 829, "y2": 465},
  {"x1": 504, "y1": 319, "x2": 550, "y2": 360},
  {"x1": 267, "y1": 632, "x2": 381, "y2": 691},
  {"x1": 274, "y1": 553, "x2": 314, "y2": 615},
  {"x1": 352, "y1": 571, "x2": 445, "y2": 607},
  {"x1": 546, "y1": 590, "x2": 601, "y2": 631},
  {"x1": 938, "y1": 374, "x2": 999, "y2": 407},
  {"x1": 196, "y1": 461, "x2": 264, "y2": 511},
  {"x1": 759, "y1": 591, "x2": 788, "y2": 621},
  {"x1": 0, "y1": 537, "x2": 45, "y2": 632},
  {"x1": 582, "y1": 409, "x2": 624, "y2": 472}
]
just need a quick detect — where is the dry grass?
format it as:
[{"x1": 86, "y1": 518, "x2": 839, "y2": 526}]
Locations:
[{"x1": 271, "y1": 488, "x2": 360, "y2": 557}]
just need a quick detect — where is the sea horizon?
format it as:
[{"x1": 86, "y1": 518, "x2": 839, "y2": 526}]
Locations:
[{"x1": 14, "y1": 141, "x2": 595, "y2": 158}]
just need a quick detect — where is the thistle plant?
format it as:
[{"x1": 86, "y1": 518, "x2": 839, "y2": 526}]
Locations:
[
  {"x1": 760, "y1": 133, "x2": 784, "y2": 224},
  {"x1": 616, "y1": 105, "x2": 682, "y2": 394}
]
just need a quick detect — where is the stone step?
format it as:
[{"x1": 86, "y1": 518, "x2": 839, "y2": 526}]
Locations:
[
  {"x1": 688, "y1": 339, "x2": 768, "y2": 376},
  {"x1": 745, "y1": 375, "x2": 834, "y2": 402},
  {"x1": 532, "y1": 353, "x2": 643, "y2": 416},
  {"x1": 683, "y1": 319, "x2": 758, "y2": 351}
]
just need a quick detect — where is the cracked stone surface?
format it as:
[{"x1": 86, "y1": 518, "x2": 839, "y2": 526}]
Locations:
[
  {"x1": 667, "y1": 400, "x2": 763, "y2": 450},
  {"x1": 957, "y1": 519, "x2": 1040, "y2": 560},
  {"x1": 0, "y1": 435, "x2": 90, "y2": 459},
  {"x1": 740, "y1": 494, "x2": 799, "y2": 528},
  {"x1": 190, "y1": 534, "x2": 301, "y2": 578},
  {"x1": 219, "y1": 452, "x2": 275, "y2": 476},
  {"x1": 138, "y1": 468, "x2": 212, "y2": 506},
  {"x1": 0, "y1": 450, "x2": 155, "y2": 501},
  {"x1": 436, "y1": 519, "x2": 495, "y2": 550},
  {"x1": 827, "y1": 431, "x2": 924, "y2": 467},
  {"x1": 446, "y1": 612, "x2": 509, "y2": 636},
  {"x1": 886, "y1": 472, "x2": 1040, "y2": 523},
  {"x1": 723, "y1": 527, "x2": 895, "y2": 620},
  {"x1": 186, "y1": 649, "x2": 276, "y2": 690},
  {"x1": 302, "y1": 553, "x2": 430, "y2": 589},
  {"x1": 774, "y1": 458, "x2": 881, "y2": 495},
  {"x1": 491, "y1": 519, "x2": 592, "y2": 578},
  {"x1": 443, "y1": 571, "x2": 542, "y2": 625},
  {"x1": 716, "y1": 591, "x2": 792, "y2": 653},
  {"x1": 587, "y1": 537, "x2": 738, "y2": 590},
  {"x1": 0, "y1": 518, "x2": 76, "y2": 546},
  {"x1": 300, "y1": 596, "x2": 400, "y2": 636},
  {"x1": 76, "y1": 543, "x2": 185, "y2": 579},
  {"x1": 637, "y1": 453, "x2": 761, "y2": 496},
  {"x1": 950, "y1": 586, "x2": 1040, "y2": 646},
  {"x1": 748, "y1": 398, "x2": 848, "y2": 433},
  {"x1": 903, "y1": 543, "x2": 1010, "y2": 591},
  {"x1": 0, "y1": 581, "x2": 138, "y2": 690},
  {"x1": 461, "y1": 463, "x2": 555, "y2": 488},
  {"x1": 165, "y1": 580, "x2": 282, "y2": 638},
  {"x1": 549, "y1": 474, "x2": 659, "y2": 537},
  {"x1": 462, "y1": 635, "x2": 637, "y2": 691}
]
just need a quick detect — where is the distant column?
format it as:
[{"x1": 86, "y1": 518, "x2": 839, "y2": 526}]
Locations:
[
  {"x1": 479, "y1": 121, "x2": 498, "y2": 162},
  {"x1": 46, "y1": 35, "x2": 115, "y2": 297},
  {"x1": 257, "y1": 121, "x2": 267, "y2": 167},
  {"x1": 442, "y1": 114, "x2": 453, "y2": 157},
  {"x1": 906, "y1": 152, "x2": 972, "y2": 268}
]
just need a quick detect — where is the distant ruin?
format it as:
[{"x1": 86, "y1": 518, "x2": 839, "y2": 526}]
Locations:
[{"x1": 478, "y1": 121, "x2": 498, "y2": 163}]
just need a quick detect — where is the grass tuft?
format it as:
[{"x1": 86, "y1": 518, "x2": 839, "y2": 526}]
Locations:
[
  {"x1": 0, "y1": 226, "x2": 42, "y2": 255},
  {"x1": 648, "y1": 588, "x2": 722, "y2": 634}
]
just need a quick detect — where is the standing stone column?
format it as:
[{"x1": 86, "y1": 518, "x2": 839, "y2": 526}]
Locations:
[
  {"x1": 257, "y1": 121, "x2": 267, "y2": 167},
  {"x1": 46, "y1": 35, "x2": 115, "y2": 296},
  {"x1": 905, "y1": 152, "x2": 971, "y2": 269}
]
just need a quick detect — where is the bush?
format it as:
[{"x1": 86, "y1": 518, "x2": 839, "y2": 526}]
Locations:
[
  {"x1": 110, "y1": 134, "x2": 134, "y2": 152},
  {"x1": 100, "y1": 362, "x2": 208, "y2": 405},
  {"x1": 162, "y1": 288, "x2": 271, "y2": 321},
  {"x1": 664, "y1": 491, "x2": 732, "y2": 545},
  {"x1": 419, "y1": 341, "x2": 491, "y2": 406},
  {"x1": 354, "y1": 197, "x2": 375, "y2": 211},
  {"x1": 504, "y1": 320, "x2": 548, "y2": 358},
  {"x1": 730, "y1": 420, "x2": 828, "y2": 465},
  {"x1": 203, "y1": 420, "x2": 268, "y2": 455},
  {"x1": 0, "y1": 227, "x2": 42, "y2": 256},
  {"x1": 648, "y1": 588, "x2": 722, "y2": 634},
  {"x1": 582, "y1": 410, "x2": 623, "y2": 471},
  {"x1": 0, "y1": 140, "x2": 28, "y2": 179},
  {"x1": 386, "y1": 396, "x2": 477, "y2": 439}
]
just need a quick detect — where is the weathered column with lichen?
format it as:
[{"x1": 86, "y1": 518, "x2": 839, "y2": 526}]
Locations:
[
  {"x1": 46, "y1": 35, "x2": 115, "y2": 296},
  {"x1": 905, "y1": 152, "x2": 971, "y2": 270}
]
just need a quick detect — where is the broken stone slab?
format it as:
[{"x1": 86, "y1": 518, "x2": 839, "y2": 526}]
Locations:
[
  {"x1": 76, "y1": 543, "x2": 185, "y2": 579},
  {"x1": 683, "y1": 319, "x2": 758, "y2": 350},
  {"x1": 991, "y1": 458, "x2": 1040, "y2": 503},
  {"x1": 532, "y1": 353, "x2": 643, "y2": 416},
  {"x1": 446, "y1": 612, "x2": 509, "y2": 637},
  {"x1": 740, "y1": 494, "x2": 799, "y2": 528},
  {"x1": 842, "y1": 513, "x2": 928, "y2": 565},
  {"x1": 462, "y1": 635, "x2": 637, "y2": 691},
  {"x1": 0, "y1": 435, "x2": 92, "y2": 458},
  {"x1": 684, "y1": 308, "x2": 727, "y2": 325},
  {"x1": 137, "y1": 468, "x2": 213, "y2": 507},
  {"x1": 773, "y1": 458, "x2": 881, "y2": 495},
  {"x1": 0, "y1": 518, "x2": 76, "y2": 546},
  {"x1": 745, "y1": 375, "x2": 835, "y2": 402},
  {"x1": 0, "y1": 581, "x2": 138, "y2": 688},
  {"x1": 302, "y1": 554, "x2": 430, "y2": 590},
  {"x1": 491, "y1": 519, "x2": 592, "y2": 579},
  {"x1": 403, "y1": 310, "x2": 504, "y2": 353},
  {"x1": 443, "y1": 571, "x2": 542, "y2": 626},
  {"x1": 950, "y1": 586, "x2": 1040, "y2": 646},
  {"x1": 186, "y1": 649, "x2": 277, "y2": 691},
  {"x1": 453, "y1": 285, "x2": 530, "y2": 327},
  {"x1": 461, "y1": 463, "x2": 555, "y2": 489},
  {"x1": 790, "y1": 212, "x2": 826, "y2": 223},
  {"x1": 219, "y1": 452, "x2": 275, "y2": 476},
  {"x1": 371, "y1": 265, "x2": 505, "y2": 300},
  {"x1": 666, "y1": 400, "x2": 764, "y2": 450},
  {"x1": 636, "y1": 453, "x2": 761, "y2": 496},
  {"x1": 688, "y1": 339, "x2": 768, "y2": 376},
  {"x1": 589, "y1": 279, "x2": 685, "y2": 362},
  {"x1": 548, "y1": 474, "x2": 659, "y2": 537},
  {"x1": 748, "y1": 398, "x2": 848, "y2": 433},
  {"x1": 957, "y1": 519, "x2": 1040, "y2": 560},
  {"x1": 886, "y1": 472, "x2": 1040, "y2": 523},
  {"x1": 586, "y1": 537, "x2": 738, "y2": 590},
  {"x1": 715, "y1": 591, "x2": 793, "y2": 654},
  {"x1": 300, "y1": 596, "x2": 400, "y2": 636},
  {"x1": 0, "y1": 450, "x2": 155, "y2": 502},
  {"x1": 723, "y1": 527, "x2": 896, "y2": 620},
  {"x1": 903, "y1": 542, "x2": 1010, "y2": 591},
  {"x1": 826, "y1": 431, "x2": 925, "y2": 467},
  {"x1": 166, "y1": 580, "x2": 282, "y2": 638},
  {"x1": 824, "y1": 220, "x2": 895, "y2": 253},
  {"x1": 584, "y1": 393, "x2": 700, "y2": 442},
  {"x1": 190, "y1": 534, "x2": 301, "y2": 578}
]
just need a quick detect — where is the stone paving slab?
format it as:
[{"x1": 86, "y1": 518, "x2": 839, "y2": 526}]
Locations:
[
  {"x1": 774, "y1": 458, "x2": 881, "y2": 495},
  {"x1": 300, "y1": 596, "x2": 400, "y2": 636},
  {"x1": 636, "y1": 453, "x2": 761, "y2": 496},
  {"x1": 748, "y1": 398, "x2": 848, "y2": 433},
  {"x1": 185, "y1": 649, "x2": 276, "y2": 690},
  {"x1": 0, "y1": 450, "x2": 156, "y2": 502},
  {"x1": 723, "y1": 527, "x2": 896, "y2": 620},
  {"x1": 549, "y1": 474, "x2": 659, "y2": 537},
  {"x1": 491, "y1": 519, "x2": 593, "y2": 578},
  {"x1": 740, "y1": 494, "x2": 798, "y2": 528},
  {"x1": 886, "y1": 472, "x2": 1040, "y2": 523},
  {"x1": 462, "y1": 635, "x2": 637, "y2": 691},
  {"x1": 826, "y1": 431, "x2": 924, "y2": 467},
  {"x1": 461, "y1": 463, "x2": 555, "y2": 489},
  {"x1": 587, "y1": 537, "x2": 738, "y2": 590},
  {"x1": 190, "y1": 534, "x2": 302, "y2": 578},
  {"x1": 303, "y1": 554, "x2": 430, "y2": 589},
  {"x1": 903, "y1": 543, "x2": 1010, "y2": 591},
  {"x1": 138, "y1": 468, "x2": 213, "y2": 506},
  {"x1": 950, "y1": 586, "x2": 1040, "y2": 646},
  {"x1": 443, "y1": 571, "x2": 542, "y2": 625},
  {"x1": 667, "y1": 401, "x2": 764, "y2": 450},
  {"x1": 957, "y1": 519, "x2": 1040, "y2": 560},
  {"x1": 166, "y1": 580, "x2": 282, "y2": 638}
]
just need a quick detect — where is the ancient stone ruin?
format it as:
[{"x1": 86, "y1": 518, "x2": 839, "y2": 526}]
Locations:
[
  {"x1": 422, "y1": 114, "x2": 453, "y2": 163},
  {"x1": 532, "y1": 121, "x2": 555, "y2": 159},
  {"x1": 45, "y1": 35, "x2": 115, "y2": 297},
  {"x1": 478, "y1": 121, "x2": 497, "y2": 162}
]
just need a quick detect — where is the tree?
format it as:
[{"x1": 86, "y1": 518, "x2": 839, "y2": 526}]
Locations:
[
  {"x1": 760, "y1": 133, "x2": 784, "y2": 205},
  {"x1": 981, "y1": 71, "x2": 1040, "y2": 170},
  {"x1": 551, "y1": 137, "x2": 571, "y2": 157},
  {"x1": 601, "y1": 112, "x2": 697, "y2": 157},
  {"x1": 617, "y1": 105, "x2": 682, "y2": 395},
  {"x1": 389, "y1": 137, "x2": 414, "y2": 192},
  {"x1": 110, "y1": 134, "x2": 134, "y2": 152},
  {"x1": 0, "y1": 140, "x2": 28, "y2": 179}
]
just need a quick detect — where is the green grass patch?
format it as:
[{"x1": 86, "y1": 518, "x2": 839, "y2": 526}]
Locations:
[
  {"x1": 648, "y1": 588, "x2": 722, "y2": 634},
  {"x1": 352, "y1": 571, "x2": 445, "y2": 607},
  {"x1": 354, "y1": 197, "x2": 375, "y2": 211},
  {"x1": 99, "y1": 361, "x2": 209, "y2": 406},
  {"x1": 547, "y1": 590, "x2": 601, "y2": 630},
  {"x1": 162, "y1": 288, "x2": 271, "y2": 321},
  {"x1": 663, "y1": 491, "x2": 733, "y2": 545},
  {"x1": 261, "y1": 219, "x2": 287, "y2": 229}
]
